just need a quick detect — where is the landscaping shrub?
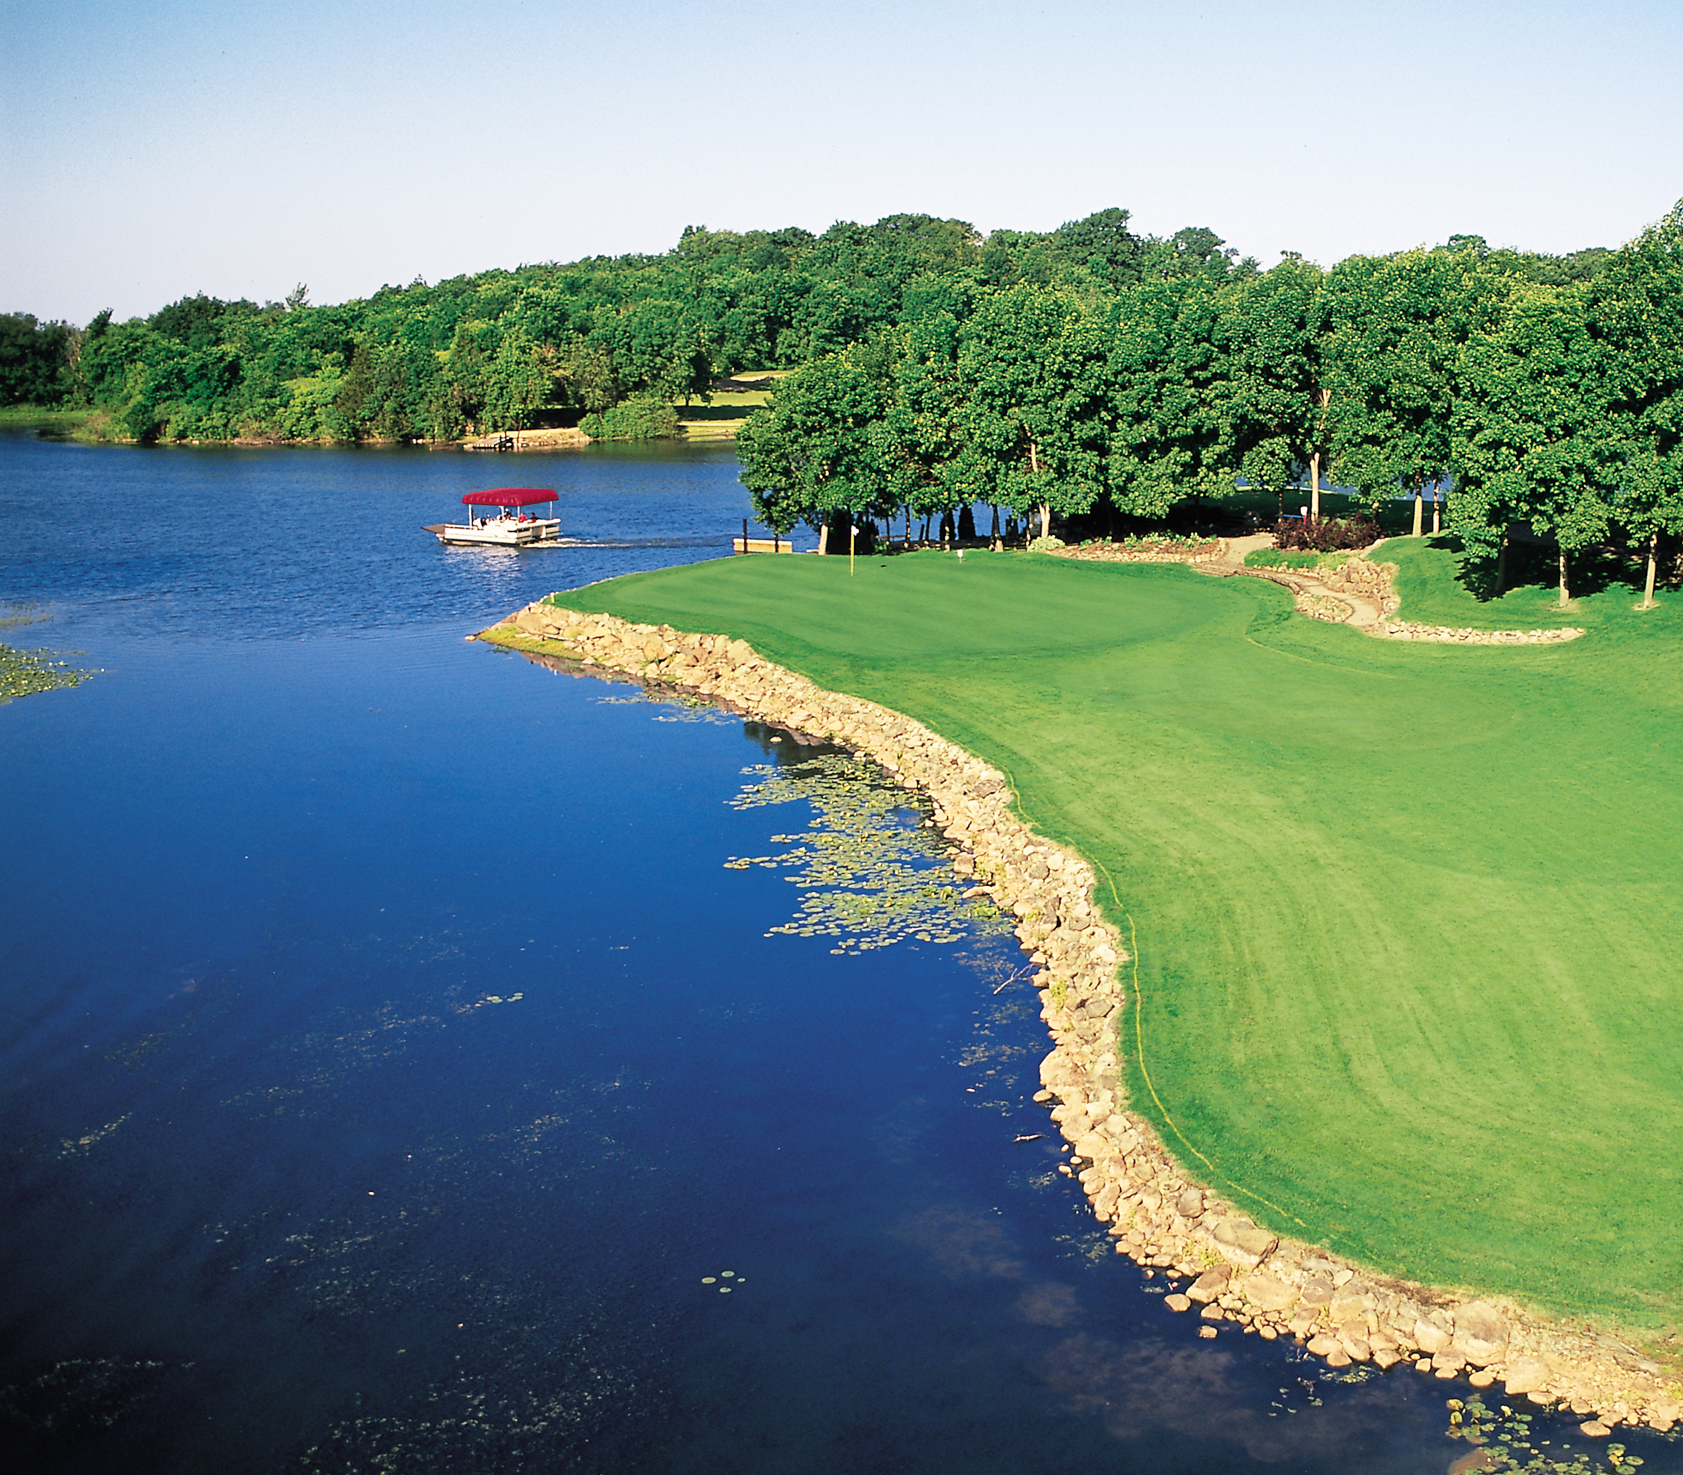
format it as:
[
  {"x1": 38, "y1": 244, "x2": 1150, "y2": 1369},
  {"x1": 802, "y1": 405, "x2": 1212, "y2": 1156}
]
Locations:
[
  {"x1": 1273, "y1": 514, "x2": 1380, "y2": 552},
  {"x1": 579, "y1": 398, "x2": 681, "y2": 442}
]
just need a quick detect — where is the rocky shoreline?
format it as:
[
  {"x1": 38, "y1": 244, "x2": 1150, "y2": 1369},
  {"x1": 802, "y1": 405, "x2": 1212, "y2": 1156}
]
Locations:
[{"x1": 481, "y1": 600, "x2": 1679, "y2": 1438}]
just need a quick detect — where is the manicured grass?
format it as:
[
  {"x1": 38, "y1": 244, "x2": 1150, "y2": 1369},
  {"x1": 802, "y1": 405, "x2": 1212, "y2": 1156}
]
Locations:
[
  {"x1": 0, "y1": 405, "x2": 98, "y2": 434},
  {"x1": 1243, "y1": 549, "x2": 1350, "y2": 571},
  {"x1": 544, "y1": 548, "x2": 1683, "y2": 1345},
  {"x1": 1380, "y1": 535, "x2": 1656, "y2": 626},
  {"x1": 674, "y1": 389, "x2": 769, "y2": 440}
]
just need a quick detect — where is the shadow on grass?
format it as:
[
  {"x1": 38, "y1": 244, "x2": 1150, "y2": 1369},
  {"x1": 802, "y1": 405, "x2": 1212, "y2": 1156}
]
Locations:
[
  {"x1": 1433, "y1": 534, "x2": 1656, "y2": 603},
  {"x1": 676, "y1": 404, "x2": 756, "y2": 424}
]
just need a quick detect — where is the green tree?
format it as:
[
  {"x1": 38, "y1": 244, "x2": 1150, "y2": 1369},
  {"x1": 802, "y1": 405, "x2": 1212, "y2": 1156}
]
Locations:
[
  {"x1": 1046, "y1": 207, "x2": 1143, "y2": 291},
  {"x1": 1321, "y1": 247, "x2": 1495, "y2": 518},
  {"x1": 482, "y1": 327, "x2": 552, "y2": 431},
  {"x1": 1450, "y1": 281, "x2": 1620, "y2": 603},
  {"x1": 1592, "y1": 200, "x2": 1683, "y2": 604},
  {"x1": 1216, "y1": 258, "x2": 1331, "y2": 517},
  {"x1": 0, "y1": 313, "x2": 74, "y2": 405},
  {"x1": 874, "y1": 319, "x2": 964, "y2": 541},
  {"x1": 953, "y1": 284, "x2": 1090, "y2": 540},
  {"x1": 736, "y1": 339, "x2": 896, "y2": 537},
  {"x1": 445, "y1": 320, "x2": 491, "y2": 429}
]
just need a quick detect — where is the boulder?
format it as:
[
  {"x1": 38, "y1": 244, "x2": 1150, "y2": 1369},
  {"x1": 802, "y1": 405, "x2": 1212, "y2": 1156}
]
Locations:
[
  {"x1": 1211, "y1": 1218, "x2": 1277, "y2": 1268},
  {"x1": 1288, "y1": 1308, "x2": 1320, "y2": 1337},
  {"x1": 1412, "y1": 1315, "x2": 1453, "y2": 1355},
  {"x1": 1187, "y1": 1266, "x2": 1231, "y2": 1304},
  {"x1": 1337, "y1": 1328, "x2": 1371, "y2": 1363},
  {"x1": 1300, "y1": 1277, "x2": 1334, "y2": 1307},
  {"x1": 1328, "y1": 1289, "x2": 1369, "y2": 1325},
  {"x1": 1502, "y1": 1357, "x2": 1551, "y2": 1395},
  {"x1": 1240, "y1": 1273, "x2": 1298, "y2": 1313},
  {"x1": 1452, "y1": 1301, "x2": 1509, "y2": 1366}
]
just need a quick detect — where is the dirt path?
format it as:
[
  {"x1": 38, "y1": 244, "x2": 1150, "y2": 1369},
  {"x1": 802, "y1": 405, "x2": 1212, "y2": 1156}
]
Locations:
[{"x1": 1195, "y1": 535, "x2": 1390, "y2": 631}]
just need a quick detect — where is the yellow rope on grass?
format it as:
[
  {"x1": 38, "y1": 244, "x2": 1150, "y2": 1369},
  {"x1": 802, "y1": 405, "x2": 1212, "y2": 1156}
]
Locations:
[
  {"x1": 1117, "y1": 903, "x2": 1306, "y2": 1228},
  {"x1": 999, "y1": 760, "x2": 1303, "y2": 1226}
]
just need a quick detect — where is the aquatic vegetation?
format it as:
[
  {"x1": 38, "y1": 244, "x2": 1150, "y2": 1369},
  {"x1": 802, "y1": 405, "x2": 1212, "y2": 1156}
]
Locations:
[
  {"x1": 0, "y1": 600, "x2": 49, "y2": 629},
  {"x1": 0, "y1": 604, "x2": 93, "y2": 704},
  {"x1": 0, "y1": 642, "x2": 89, "y2": 704},
  {"x1": 1447, "y1": 1398, "x2": 1649, "y2": 1474},
  {"x1": 594, "y1": 690, "x2": 735, "y2": 724},
  {"x1": 569, "y1": 548, "x2": 1683, "y2": 1333},
  {"x1": 0, "y1": 1357, "x2": 174, "y2": 1452},
  {"x1": 724, "y1": 752, "x2": 1010, "y2": 954}
]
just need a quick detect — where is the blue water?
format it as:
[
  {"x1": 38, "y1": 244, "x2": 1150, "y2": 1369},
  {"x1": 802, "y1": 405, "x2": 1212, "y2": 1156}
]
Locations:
[{"x1": 0, "y1": 436, "x2": 1665, "y2": 1474}]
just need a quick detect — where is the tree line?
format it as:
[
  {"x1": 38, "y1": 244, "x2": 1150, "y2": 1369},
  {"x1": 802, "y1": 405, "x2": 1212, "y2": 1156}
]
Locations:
[
  {"x1": 1, "y1": 209, "x2": 1251, "y2": 445},
  {"x1": 4, "y1": 202, "x2": 1673, "y2": 600},
  {"x1": 734, "y1": 205, "x2": 1683, "y2": 604}
]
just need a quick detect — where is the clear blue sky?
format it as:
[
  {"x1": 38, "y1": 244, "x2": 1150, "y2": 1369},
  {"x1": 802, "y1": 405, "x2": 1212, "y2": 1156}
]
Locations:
[{"x1": 3, "y1": 0, "x2": 1678, "y2": 324}]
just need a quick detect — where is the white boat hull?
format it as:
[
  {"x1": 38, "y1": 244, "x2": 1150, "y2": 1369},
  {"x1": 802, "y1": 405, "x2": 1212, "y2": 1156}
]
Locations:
[{"x1": 426, "y1": 518, "x2": 563, "y2": 547}]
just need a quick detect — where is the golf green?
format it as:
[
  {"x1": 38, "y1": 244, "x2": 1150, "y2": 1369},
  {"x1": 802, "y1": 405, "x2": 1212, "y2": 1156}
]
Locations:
[{"x1": 548, "y1": 547, "x2": 1683, "y2": 1339}]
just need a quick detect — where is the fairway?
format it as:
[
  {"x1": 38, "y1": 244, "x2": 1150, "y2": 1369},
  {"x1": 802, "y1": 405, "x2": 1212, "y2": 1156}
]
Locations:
[{"x1": 547, "y1": 549, "x2": 1683, "y2": 1340}]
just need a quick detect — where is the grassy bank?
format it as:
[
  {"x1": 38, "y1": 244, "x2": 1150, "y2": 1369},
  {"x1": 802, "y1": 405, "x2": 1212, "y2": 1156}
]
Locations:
[
  {"x1": 542, "y1": 547, "x2": 1683, "y2": 1344},
  {"x1": 673, "y1": 383, "x2": 772, "y2": 440},
  {"x1": 1381, "y1": 534, "x2": 1643, "y2": 629},
  {"x1": 0, "y1": 405, "x2": 104, "y2": 437}
]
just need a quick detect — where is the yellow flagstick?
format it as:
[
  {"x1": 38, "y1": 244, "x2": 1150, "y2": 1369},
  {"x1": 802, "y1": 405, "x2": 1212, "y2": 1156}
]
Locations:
[{"x1": 849, "y1": 523, "x2": 857, "y2": 577}]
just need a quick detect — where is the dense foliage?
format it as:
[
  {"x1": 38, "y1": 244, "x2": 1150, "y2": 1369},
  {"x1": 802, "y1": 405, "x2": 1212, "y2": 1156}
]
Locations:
[
  {"x1": 733, "y1": 203, "x2": 1683, "y2": 602},
  {"x1": 4, "y1": 209, "x2": 1234, "y2": 446},
  {"x1": 7, "y1": 201, "x2": 1680, "y2": 599}
]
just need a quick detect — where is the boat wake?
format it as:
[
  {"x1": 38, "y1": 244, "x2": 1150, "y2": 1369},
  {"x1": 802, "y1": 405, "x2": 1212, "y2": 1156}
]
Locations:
[{"x1": 536, "y1": 535, "x2": 732, "y2": 550}]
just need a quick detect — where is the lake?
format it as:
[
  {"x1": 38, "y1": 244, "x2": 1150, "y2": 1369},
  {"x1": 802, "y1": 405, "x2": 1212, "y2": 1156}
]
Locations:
[{"x1": 0, "y1": 435, "x2": 1657, "y2": 1474}]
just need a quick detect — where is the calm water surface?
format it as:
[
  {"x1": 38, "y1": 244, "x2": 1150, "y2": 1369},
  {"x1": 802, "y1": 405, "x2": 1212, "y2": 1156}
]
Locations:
[{"x1": 1, "y1": 436, "x2": 1663, "y2": 1474}]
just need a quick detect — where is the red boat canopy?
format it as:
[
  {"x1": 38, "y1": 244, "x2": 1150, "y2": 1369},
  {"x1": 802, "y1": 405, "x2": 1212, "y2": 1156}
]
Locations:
[{"x1": 461, "y1": 487, "x2": 557, "y2": 507}]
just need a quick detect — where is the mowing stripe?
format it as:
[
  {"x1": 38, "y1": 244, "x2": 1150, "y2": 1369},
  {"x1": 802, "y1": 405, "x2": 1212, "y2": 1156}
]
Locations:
[{"x1": 1002, "y1": 757, "x2": 1306, "y2": 1230}]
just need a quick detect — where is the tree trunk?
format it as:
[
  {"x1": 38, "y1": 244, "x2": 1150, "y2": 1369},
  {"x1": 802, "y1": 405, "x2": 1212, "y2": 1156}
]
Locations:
[
  {"x1": 1558, "y1": 548, "x2": 1570, "y2": 607},
  {"x1": 1028, "y1": 437, "x2": 1046, "y2": 542},
  {"x1": 958, "y1": 503, "x2": 976, "y2": 542},
  {"x1": 1432, "y1": 485, "x2": 1441, "y2": 535},
  {"x1": 818, "y1": 523, "x2": 830, "y2": 555},
  {"x1": 1412, "y1": 492, "x2": 1423, "y2": 537},
  {"x1": 1643, "y1": 532, "x2": 1658, "y2": 608},
  {"x1": 1495, "y1": 533, "x2": 1509, "y2": 594}
]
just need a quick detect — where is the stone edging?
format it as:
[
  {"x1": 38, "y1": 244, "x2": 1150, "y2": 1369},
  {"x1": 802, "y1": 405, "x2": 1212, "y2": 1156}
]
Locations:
[
  {"x1": 1377, "y1": 619, "x2": 1585, "y2": 644},
  {"x1": 1052, "y1": 541, "x2": 1589, "y2": 645},
  {"x1": 1053, "y1": 541, "x2": 1226, "y2": 565},
  {"x1": 481, "y1": 601, "x2": 1680, "y2": 1435}
]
